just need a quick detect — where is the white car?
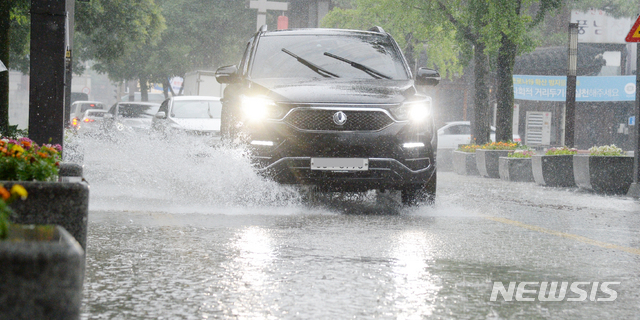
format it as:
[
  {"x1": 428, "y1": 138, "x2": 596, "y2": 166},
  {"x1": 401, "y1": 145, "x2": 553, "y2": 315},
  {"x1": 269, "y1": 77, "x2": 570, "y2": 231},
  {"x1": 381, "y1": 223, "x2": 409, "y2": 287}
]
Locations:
[
  {"x1": 152, "y1": 96, "x2": 222, "y2": 135},
  {"x1": 69, "y1": 101, "x2": 106, "y2": 126},
  {"x1": 437, "y1": 121, "x2": 521, "y2": 149}
]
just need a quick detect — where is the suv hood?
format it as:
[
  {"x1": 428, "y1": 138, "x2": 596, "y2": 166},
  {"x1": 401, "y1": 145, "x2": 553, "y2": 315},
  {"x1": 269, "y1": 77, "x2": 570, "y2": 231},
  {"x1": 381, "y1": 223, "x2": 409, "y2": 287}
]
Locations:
[{"x1": 249, "y1": 78, "x2": 418, "y2": 105}]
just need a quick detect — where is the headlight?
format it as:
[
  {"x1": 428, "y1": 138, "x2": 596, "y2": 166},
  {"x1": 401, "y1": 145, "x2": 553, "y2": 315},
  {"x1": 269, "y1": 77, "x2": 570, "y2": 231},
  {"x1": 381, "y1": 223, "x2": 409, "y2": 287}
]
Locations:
[
  {"x1": 390, "y1": 99, "x2": 432, "y2": 122},
  {"x1": 241, "y1": 96, "x2": 283, "y2": 121}
]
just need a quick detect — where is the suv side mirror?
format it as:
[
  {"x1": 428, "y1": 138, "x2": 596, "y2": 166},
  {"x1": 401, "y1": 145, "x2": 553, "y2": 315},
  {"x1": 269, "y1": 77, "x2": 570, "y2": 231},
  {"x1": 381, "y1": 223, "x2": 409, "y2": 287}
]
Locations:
[
  {"x1": 415, "y1": 68, "x2": 440, "y2": 86},
  {"x1": 215, "y1": 65, "x2": 239, "y2": 84}
]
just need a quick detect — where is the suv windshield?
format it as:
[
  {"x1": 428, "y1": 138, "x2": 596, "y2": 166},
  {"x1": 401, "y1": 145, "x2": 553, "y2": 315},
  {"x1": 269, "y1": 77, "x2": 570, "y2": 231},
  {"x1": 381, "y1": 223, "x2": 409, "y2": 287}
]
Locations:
[{"x1": 251, "y1": 34, "x2": 409, "y2": 80}]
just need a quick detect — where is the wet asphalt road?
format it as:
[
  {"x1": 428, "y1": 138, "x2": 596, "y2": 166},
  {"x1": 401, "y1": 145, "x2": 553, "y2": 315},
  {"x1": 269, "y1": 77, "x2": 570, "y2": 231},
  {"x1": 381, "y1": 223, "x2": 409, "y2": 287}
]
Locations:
[{"x1": 80, "y1": 155, "x2": 640, "y2": 319}]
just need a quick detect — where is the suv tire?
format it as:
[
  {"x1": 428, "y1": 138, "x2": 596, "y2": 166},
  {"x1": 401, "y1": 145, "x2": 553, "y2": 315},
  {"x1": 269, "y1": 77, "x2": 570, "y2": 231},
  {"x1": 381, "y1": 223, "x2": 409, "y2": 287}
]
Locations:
[{"x1": 401, "y1": 171, "x2": 436, "y2": 206}]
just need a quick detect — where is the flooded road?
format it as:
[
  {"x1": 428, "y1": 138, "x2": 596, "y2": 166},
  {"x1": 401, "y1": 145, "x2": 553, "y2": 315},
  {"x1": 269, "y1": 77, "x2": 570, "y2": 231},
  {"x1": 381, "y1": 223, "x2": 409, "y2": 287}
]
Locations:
[{"x1": 76, "y1": 135, "x2": 640, "y2": 319}]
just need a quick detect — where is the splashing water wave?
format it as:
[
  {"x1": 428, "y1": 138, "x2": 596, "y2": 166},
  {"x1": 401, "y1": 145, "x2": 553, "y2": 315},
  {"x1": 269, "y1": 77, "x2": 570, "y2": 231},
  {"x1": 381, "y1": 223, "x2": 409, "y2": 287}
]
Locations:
[{"x1": 67, "y1": 133, "x2": 305, "y2": 213}]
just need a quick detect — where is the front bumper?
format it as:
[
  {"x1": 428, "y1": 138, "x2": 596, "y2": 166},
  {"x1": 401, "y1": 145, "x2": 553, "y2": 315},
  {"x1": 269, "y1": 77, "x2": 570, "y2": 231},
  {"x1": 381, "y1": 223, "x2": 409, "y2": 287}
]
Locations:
[{"x1": 256, "y1": 156, "x2": 435, "y2": 192}]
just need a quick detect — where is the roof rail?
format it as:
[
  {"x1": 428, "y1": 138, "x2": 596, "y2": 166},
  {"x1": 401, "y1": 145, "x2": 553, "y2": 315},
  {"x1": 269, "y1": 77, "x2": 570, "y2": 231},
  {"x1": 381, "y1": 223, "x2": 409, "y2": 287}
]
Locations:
[
  {"x1": 259, "y1": 25, "x2": 268, "y2": 32},
  {"x1": 368, "y1": 26, "x2": 385, "y2": 33}
]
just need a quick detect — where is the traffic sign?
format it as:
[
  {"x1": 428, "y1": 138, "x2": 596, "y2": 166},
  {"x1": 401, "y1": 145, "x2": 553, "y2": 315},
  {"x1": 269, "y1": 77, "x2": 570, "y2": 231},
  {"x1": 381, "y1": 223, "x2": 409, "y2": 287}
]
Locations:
[
  {"x1": 630, "y1": 116, "x2": 636, "y2": 126},
  {"x1": 625, "y1": 15, "x2": 640, "y2": 42}
]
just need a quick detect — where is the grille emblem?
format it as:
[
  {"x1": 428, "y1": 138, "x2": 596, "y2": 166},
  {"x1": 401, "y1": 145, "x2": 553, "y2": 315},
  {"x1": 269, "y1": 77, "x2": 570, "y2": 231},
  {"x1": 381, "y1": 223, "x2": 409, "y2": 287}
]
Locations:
[{"x1": 333, "y1": 111, "x2": 347, "y2": 126}]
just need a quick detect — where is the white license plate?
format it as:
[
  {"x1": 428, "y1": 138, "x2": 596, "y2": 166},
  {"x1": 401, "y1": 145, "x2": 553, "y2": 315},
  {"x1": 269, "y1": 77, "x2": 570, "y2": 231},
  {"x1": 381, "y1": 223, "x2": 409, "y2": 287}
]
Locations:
[{"x1": 310, "y1": 158, "x2": 369, "y2": 171}]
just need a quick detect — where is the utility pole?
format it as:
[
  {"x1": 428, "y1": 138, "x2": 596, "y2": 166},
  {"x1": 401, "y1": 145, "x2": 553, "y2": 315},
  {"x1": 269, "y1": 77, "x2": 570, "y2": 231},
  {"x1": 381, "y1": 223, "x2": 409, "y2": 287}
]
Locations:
[
  {"x1": 625, "y1": 15, "x2": 640, "y2": 198},
  {"x1": 564, "y1": 23, "x2": 578, "y2": 148}
]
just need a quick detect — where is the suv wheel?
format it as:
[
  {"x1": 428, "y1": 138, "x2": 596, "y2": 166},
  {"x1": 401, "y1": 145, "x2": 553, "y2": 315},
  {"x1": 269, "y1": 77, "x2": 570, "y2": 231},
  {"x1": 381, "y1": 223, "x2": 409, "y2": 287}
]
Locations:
[{"x1": 401, "y1": 172, "x2": 436, "y2": 206}]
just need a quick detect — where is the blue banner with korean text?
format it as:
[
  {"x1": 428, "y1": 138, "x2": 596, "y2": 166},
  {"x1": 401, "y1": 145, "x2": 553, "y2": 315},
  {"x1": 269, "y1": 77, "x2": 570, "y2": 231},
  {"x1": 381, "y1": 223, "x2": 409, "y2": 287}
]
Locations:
[{"x1": 513, "y1": 75, "x2": 636, "y2": 102}]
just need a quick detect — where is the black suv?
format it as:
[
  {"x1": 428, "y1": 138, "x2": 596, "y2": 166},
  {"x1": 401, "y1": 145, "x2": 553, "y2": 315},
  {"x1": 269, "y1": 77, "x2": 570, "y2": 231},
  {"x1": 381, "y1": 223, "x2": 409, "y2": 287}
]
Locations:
[{"x1": 215, "y1": 27, "x2": 440, "y2": 205}]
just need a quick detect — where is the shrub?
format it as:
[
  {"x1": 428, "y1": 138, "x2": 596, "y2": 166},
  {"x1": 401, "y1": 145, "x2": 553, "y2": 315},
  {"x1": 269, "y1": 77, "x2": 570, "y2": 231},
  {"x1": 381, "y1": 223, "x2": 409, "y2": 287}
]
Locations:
[
  {"x1": 457, "y1": 144, "x2": 480, "y2": 153},
  {"x1": 589, "y1": 145, "x2": 624, "y2": 156},
  {"x1": 480, "y1": 141, "x2": 519, "y2": 150},
  {"x1": 545, "y1": 146, "x2": 577, "y2": 156},
  {"x1": 0, "y1": 138, "x2": 62, "y2": 181},
  {"x1": 0, "y1": 184, "x2": 27, "y2": 239},
  {"x1": 508, "y1": 150, "x2": 535, "y2": 158}
]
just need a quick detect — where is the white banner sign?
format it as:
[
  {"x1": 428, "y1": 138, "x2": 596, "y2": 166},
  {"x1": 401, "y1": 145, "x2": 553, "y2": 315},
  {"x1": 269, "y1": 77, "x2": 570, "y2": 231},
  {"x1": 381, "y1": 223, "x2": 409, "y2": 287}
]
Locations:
[{"x1": 571, "y1": 9, "x2": 631, "y2": 44}]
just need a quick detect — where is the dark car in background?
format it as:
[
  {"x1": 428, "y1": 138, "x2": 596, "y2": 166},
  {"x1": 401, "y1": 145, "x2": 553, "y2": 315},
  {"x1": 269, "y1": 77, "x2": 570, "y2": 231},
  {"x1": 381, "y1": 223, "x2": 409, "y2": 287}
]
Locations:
[
  {"x1": 215, "y1": 27, "x2": 440, "y2": 205},
  {"x1": 103, "y1": 102, "x2": 161, "y2": 133}
]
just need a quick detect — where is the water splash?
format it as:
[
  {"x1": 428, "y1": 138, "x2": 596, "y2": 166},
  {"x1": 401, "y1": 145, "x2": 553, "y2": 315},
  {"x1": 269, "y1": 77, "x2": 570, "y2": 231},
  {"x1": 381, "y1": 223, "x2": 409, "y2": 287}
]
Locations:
[{"x1": 67, "y1": 132, "x2": 304, "y2": 213}]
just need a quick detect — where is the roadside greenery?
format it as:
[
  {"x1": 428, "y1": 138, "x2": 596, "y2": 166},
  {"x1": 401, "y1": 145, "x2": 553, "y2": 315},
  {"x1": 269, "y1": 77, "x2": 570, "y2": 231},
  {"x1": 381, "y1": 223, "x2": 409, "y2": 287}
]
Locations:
[
  {"x1": 0, "y1": 184, "x2": 27, "y2": 240},
  {"x1": 545, "y1": 146, "x2": 578, "y2": 156},
  {"x1": 0, "y1": 138, "x2": 61, "y2": 181},
  {"x1": 589, "y1": 145, "x2": 624, "y2": 156},
  {"x1": 480, "y1": 141, "x2": 519, "y2": 150},
  {"x1": 457, "y1": 144, "x2": 481, "y2": 153},
  {"x1": 508, "y1": 149, "x2": 535, "y2": 158}
]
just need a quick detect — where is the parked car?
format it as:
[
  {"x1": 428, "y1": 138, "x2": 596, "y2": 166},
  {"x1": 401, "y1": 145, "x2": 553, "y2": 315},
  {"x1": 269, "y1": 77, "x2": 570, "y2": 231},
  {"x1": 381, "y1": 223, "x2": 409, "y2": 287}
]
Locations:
[
  {"x1": 103, "y1": 102, "x2": 161, "y2": 133},
  {"x1": 68, "y1": 101, "x2": 106, "y2": 126},
  {"x1": 437, "y1": 121, "x2": 522, "y2": 149},
  {"x1": 152, "y1": 96, "x2": 222, "y2": 135},
  {"x1": 71, "y1": 109, "x2": 108, "y2": 135},
  {"x1": 215, "y1": 26, "x2": 440, "y2": 205}
]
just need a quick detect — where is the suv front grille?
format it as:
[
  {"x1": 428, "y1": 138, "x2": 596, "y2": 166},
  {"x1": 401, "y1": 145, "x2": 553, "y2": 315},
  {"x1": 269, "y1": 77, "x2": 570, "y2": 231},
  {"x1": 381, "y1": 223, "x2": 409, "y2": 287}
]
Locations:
[{"x1": 284, "y1": 108, "x2": 394, "y2": 132}]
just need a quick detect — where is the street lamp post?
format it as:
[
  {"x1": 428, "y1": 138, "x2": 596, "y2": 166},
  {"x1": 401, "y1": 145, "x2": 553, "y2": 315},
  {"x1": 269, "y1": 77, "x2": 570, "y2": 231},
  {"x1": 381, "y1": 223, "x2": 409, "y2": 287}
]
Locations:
[{"x1": 564, "y1": 23, "x2": 579, "y2": 148}]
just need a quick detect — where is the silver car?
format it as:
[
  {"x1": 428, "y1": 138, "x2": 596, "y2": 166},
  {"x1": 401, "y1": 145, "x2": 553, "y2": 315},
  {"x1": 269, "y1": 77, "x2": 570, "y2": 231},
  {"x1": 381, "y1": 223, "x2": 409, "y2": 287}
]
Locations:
[
  {"x1": 72, "y1": 109, "x2": 108, "y2": 135},
  {"x1": 152, "y1": 96, "x2": 222, "y2": 135}
]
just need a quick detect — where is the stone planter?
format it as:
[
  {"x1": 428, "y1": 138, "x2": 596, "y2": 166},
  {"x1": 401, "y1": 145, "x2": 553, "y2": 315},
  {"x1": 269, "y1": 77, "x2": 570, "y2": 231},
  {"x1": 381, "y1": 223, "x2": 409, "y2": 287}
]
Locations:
[
  {"x1": 573, "y1": 155, "x2": 634, "y2": 194},
  {"x1": 0, "y1": 224, "x2": 84, "y2": 320},
  {"x1": 452, "y1": 151, "x2": 479, "y2": 176},
  {"x1": 498, "y1": 157, "x2": 534, "y2": 182},
  {"x1": 476, "y1": 149, "x2": 512, "y2": 178},
  {"x1": 3, "y1": 180, "x2": 89, "y2": 250},
  {"x1": 532, "y1": 155, "x2": 576, "y2": 187}
]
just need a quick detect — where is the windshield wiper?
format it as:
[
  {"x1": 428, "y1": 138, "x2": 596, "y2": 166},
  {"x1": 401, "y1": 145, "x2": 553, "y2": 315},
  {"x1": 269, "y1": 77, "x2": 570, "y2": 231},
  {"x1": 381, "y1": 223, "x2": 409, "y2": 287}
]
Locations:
[
  {"x1": 323, "y1": 52, "x2": 391, "y2": 80},
  {"x1": 281, "y1": 48, "x2": 339, "y2": 78}
]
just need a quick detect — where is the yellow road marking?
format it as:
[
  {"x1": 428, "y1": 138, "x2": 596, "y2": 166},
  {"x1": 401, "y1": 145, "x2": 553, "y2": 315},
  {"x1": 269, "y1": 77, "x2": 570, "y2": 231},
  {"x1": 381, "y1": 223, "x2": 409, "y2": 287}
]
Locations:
[{"x1": 483, "y1": 215, "x2": 640, "y2": 256}]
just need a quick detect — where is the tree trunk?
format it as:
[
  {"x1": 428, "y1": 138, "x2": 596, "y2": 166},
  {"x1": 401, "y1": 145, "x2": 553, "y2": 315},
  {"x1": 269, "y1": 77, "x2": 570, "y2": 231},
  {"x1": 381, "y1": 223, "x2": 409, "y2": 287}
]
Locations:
[
  {"x1": 495, "y1": 33, "x2": 517, "y2": 142},
  {"x1": 139, "y1": 76, "x2": 149, "y2": 102},
  {"x1": 472, "y1": 42, "x2": 491, "y2": 145},
  {"x1": 404, "y1": 32, "x2": 415, "y2": 73},
  {"x1": 0, "y1": 0, "x2": 10, "y2": 135}
]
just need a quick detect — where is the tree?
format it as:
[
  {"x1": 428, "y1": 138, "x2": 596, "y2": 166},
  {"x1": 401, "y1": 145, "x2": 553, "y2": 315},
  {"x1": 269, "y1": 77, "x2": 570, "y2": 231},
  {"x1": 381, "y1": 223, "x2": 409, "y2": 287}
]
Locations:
[
  {"x1": 0, "y1": 0, "x2": 29, "y2": 135},
  {"x1": 146, "y1": 0, "x2": 255, "y2": 95},
  {"x1": 74, "y1": 0, "x2": 165, "y2": 101},
  {"x1": 482, "y1": 0, "x2": 562, "y2": 142},
  {"x1": 425, "y1": 0, "x2": 495, "y2": 145},
  {"x1": 76, "y1": 0, "x2": 255, "y2": 100}
]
